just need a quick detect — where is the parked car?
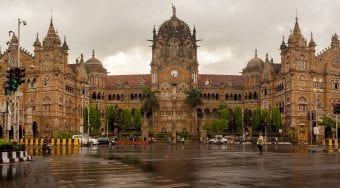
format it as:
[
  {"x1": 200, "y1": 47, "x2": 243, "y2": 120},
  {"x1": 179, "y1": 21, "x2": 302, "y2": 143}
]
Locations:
[
  {"x1": 207, "y1": 135, "x2": 228, "y2": 144},
  {"x1": 72, "y1": 135, "x2": 98, "y2": 145},
  {"x1": 96, "y1": 137, "x2": 117, "y2": 145}
]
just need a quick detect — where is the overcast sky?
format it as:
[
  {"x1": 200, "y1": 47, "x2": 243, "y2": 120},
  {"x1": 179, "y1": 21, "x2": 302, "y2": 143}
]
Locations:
[{"x1": 1, "y1": 0, "x2": 339, "y2": 75}]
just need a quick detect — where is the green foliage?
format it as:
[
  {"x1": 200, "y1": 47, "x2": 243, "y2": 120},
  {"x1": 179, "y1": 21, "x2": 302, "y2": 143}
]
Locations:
[
  {"x1": 185, "y1": 88, "x2": 202, "y2": 108},
  {"x1": 58, "y1": 132, "x2": 73, "y2": 139},
  {"x1": 89, "y1": 105, "x2": 101, "y2": 133},
  {"x1": 0, "y1": 139, "x2": 13, "y2": 151},
  {"x1": 203, "y1": 119, "x2": 228, "y2": 136},
  {"x1": 270, "y1": 107, "x2": 282, "y2": 131},
  {"x1": 219, "y1": 104, "x2": 229, "y2": 119},
  {"x1": 143, "y1": 88, "x2": 159, "y2": 115},
  {"x1": 121, "y1": 109, "x2": 132, "y2": 131},
  {"x1": 322, "y1": 116, "x2": 336, "y2": 128},
  {"x1": 251, "y1": 107, "x2": 262, "y2": 131},
  {"x1": 234, "y1": 105, "x2": 242, "y2": 133},
  {"x1": 177, "y1": 132, "x2": 192, "y2": 139},
  {"x1": 132, "y1": 109, "x2": 142, "y2": 131},
  {"x1": 106, "y1": 105, "x2": 115, "y2": 131},
  {"x1": 0, "y1": 139, "x2": 25, "y2": 152}
]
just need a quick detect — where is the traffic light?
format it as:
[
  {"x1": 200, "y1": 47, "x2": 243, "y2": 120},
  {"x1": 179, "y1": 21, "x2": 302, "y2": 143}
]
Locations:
[
  {"x1": 10, "y1": 67, "x2": 19, "y2": 91},
  {"x1": 333, "y1": 104, "x2": 340, "y2": 114},
  {"x1": 17, "y1": 67, "x2": 25, "y2": 85},
  {"x1": 4, "y1": 68, "x2": 12, "y2": 94}
]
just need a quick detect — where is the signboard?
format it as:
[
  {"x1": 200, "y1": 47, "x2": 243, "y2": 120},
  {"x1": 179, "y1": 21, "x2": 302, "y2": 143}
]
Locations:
[
  {"x1": 313, "y1": 127, "x2": 319, "y2": 135},
  {"x1": 279, "y1": 129, "x2": 282, "y2": 133}
]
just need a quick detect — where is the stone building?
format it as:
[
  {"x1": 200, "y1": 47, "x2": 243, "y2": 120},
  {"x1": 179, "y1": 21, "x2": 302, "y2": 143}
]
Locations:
[{"x1": 0, "y1": 7, "x2": 339, "y2": 143}]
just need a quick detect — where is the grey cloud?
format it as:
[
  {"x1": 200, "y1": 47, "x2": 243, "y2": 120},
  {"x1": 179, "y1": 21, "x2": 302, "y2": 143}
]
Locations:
[{"x1": 1, "y1": 0, "x2": 340, "y2": 74}]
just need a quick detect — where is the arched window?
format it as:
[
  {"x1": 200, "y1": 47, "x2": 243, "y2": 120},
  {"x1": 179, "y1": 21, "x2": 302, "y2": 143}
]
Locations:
[
  {"x1": 42, "y1": 96, "x2": 51, "y2": 113},
  {"x1": 298, "y1": 55, "x2": 307, "y2": 70},
  {"x1": 161, "y1": 127, "x2": 167, "y2": 133},
  {"x1": 92, "y1": 92, "x2": 96, "y2": 99},
  {"x1": 298, "y1": 97, "x2": 307, "y2": 112}
]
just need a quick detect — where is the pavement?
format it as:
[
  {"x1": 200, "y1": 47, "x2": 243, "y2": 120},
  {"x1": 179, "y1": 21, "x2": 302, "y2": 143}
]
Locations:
[{"x1": 1, "y1": 144, "x2": 339, "y2": 188}]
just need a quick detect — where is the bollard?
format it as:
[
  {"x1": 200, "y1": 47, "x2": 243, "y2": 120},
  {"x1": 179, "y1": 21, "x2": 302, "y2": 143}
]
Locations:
[
  {"x1": 51, "y1": 139, "x2": 55, "y2": 146},
  {"x1": 67, "y1": 139, "x2": 72, "y2": 146},
  {"x1": 74, "y1": 138, "x2": 79, "y2": 146},
  {"x1": 56, "y1": 139, "x2": 60, "y2": 146},
  {"x1": 62, "y1": 139, "x2": 66, "y2": 146}
]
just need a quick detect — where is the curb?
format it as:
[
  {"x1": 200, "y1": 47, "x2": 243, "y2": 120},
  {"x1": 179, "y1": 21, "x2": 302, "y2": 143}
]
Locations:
[{"x1": 0, "y1": 151, "x2": 32, "y2": 164}]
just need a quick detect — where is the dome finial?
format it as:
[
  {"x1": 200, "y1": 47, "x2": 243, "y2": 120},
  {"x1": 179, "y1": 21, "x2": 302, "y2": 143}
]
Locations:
[
  {"x1": 172, "y1": 3, "x2": 176, "y2": 17},
  {"x1": 92, "y1": 49, "x2": 95, "y2": 58},
  {"x1": 255, "y1": 49, "x2": 258, "y2": 58}
]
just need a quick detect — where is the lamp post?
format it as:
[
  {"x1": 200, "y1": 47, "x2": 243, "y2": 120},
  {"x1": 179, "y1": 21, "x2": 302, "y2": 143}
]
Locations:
[{"x1": 14, "y1": 18, "x2": 26, "y2": 142}]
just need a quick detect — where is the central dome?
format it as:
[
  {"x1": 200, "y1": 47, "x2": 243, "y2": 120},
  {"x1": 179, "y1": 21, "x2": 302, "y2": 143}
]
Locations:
[
  {"x1": 246, "y1": 50, "x2": 264, "y2": 69},
  {"x1": 158, "y1": 6, "x2": 191, "y2": 37}
]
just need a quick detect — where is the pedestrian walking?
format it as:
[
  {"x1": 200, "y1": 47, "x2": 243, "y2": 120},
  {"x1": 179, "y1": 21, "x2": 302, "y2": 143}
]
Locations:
[{"x1": 257, "y1": 133, "x2": 264, "y2": 154}]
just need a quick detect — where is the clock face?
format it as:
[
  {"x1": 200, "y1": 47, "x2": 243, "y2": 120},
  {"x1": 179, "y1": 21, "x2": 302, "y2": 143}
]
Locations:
[{"x1": 170, "y1": 70, "x2": 178, "y2": 77}]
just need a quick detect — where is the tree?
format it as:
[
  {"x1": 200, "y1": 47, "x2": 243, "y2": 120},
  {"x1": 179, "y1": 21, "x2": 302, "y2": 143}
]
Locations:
[
  {"x1": 121, "y1": 109, "x2": 132, "y2": 131},
  {"x1": 89, "y1": 104, "x2": 101, "y2": 134},
  {"x1": 233, "y1": 106, "x2": 242, "y2": 133},
  {"x1": 106, "y1": 105, "x2": 114, "y2": 132},
  {"x1": 251, "y1": 107, "x2": 262, "y2": 132},
  {"x1": 270, "y1": 107, "x2": 282, "y2": 131},
  {"x1": 203, "y1": 119, "x2": 228, "y2": 136},
  {"x1": 203, "y1": 105, "x2": 229, "y2": 136},
  {"x1": 185, "y1": 88, "x2": 202, "y2": 137},
  {"x1": 132, "y1": 109, "x2": 142, "y2": 132},
  {"x1": 261, "y1": 108, "x2": 270, "y2": 131},
  {"x1": 142, "y1": 88, "x2": 159, "y2": 129}
]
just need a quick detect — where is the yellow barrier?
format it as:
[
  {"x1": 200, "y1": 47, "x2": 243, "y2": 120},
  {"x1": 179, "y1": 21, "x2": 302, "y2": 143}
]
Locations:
[
  {"x1": 22, "y1": 138, "x2": 80, "y2": 146},
  {"x1": 62, "y1": 139, "x2": 66, "y2": 146},
  {"x1": 329, "y1": 139, "x2": 332, "y2": 147}
]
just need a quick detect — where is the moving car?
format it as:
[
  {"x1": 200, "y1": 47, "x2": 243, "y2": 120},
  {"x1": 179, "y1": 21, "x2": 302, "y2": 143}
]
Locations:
[
  {"x1": 96, "y1": 137, "x2": 117, "y2": 145},
  {"x1": 72, "y1": 135, "x2": 98, "y2": 145}
]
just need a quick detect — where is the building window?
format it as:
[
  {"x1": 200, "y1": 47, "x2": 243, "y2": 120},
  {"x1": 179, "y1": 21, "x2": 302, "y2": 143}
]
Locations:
[
  {"x1": 297, "y1": 55, "x2": 307, "y2": 70},
  {"x1": 298, "y1": 97, "x2": 307, "y2": 112},
  {"x1": 299, "y1": 75, "x2": 306, "y2": 89},
  {"x1": 313, "y1": 78, "x2": 324, "y2": 89}
]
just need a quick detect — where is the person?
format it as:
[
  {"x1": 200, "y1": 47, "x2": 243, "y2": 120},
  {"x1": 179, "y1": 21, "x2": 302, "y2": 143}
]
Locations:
[{"x1": 257, "y1": 133, "x2": 264, "y2": 154}]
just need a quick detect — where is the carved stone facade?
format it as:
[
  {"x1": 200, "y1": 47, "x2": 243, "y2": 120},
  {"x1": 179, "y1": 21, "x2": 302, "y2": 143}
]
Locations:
[{"x1": 0, "y1": 8, "x2": 339, "y2": 143}]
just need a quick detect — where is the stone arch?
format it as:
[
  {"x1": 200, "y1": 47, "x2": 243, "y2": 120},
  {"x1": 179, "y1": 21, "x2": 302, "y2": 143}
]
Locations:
[
  {"x1": 212, "y1": 108, "x2": 218, "y2": 118},
  {"x1": 196, "y1": 108, "x2": 203, "y2": 118},
  {"x1": 204, "y1": 108, "x2": 210, "y2": 118},
  {"x1": 161, "y1": 127, "x2": 167, "y2": 133},
  {"x1": 92, "y1": 92, "x2": 97, "y2": 99}
]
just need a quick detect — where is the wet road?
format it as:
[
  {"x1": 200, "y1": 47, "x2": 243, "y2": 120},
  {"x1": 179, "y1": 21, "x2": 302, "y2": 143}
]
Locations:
[{"x1": 1, "y1": 144, "x2": 339, "y2": 188}]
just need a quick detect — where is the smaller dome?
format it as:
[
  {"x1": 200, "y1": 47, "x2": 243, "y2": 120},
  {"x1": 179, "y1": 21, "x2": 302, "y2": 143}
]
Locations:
[
  {"x1": 246, "y1": 49, "x2": 264, "y2": 69},
  {"x1": 85, "y1": 50, "x2": 103, "y2": 66},
  {"x1": 85, "y1": 50, "x2": 106, "y2": 72}
]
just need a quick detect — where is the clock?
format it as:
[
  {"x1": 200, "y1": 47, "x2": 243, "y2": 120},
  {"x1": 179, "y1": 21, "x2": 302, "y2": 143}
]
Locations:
[{"x1": 170, "y1": 70, "x2": 178, "y2": 77}]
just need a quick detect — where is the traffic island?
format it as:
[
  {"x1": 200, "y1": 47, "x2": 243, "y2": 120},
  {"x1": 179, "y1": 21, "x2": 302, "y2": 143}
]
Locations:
[{"x1": 0, "y1": 139, "x2": 32, "y2": 164}]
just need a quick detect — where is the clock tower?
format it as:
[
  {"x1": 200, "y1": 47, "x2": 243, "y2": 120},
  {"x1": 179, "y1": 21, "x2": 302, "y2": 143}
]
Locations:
[{"x1": 149, "y1": 5, "x2": 199, "y2": 137}]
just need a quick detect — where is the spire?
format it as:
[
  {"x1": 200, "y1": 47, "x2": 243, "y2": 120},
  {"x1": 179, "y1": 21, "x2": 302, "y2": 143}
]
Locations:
[
  {"x1": 80, "y1": 53, "x2": 84, "y2": 64},
  {"x1": 61, "y1": 36, "x2": 69, "y2": 50},
  {"x1": 293, "y1": 16, "x2": 302, "y2": 36},
  {"x1": 280, "y1": 35, "x2": 287, "y2": 50},
  {"x1": 331, "y1": 33, "x2": 340, "y2": 48},
  {"x1": 153, "y1": 25, "x2": 156, "y2": 38},
  {"x1": 255, "y1": 49, "x2": 258, "y2": 58},
  {"x1": 308, "y1": 32, "x2": 316, "y2": 48},
  {"x1": 92, "y1": 49, "x2": 95, "y2": 58},
  {"x1": 172, "y1": 4, "x2": 176, "y2": 18},
  {"x1": 33, "y1": 32, "x2": 41, "y2": 47},
  {"x1": 265, "y1": 53, "x2": 269, "y2": 62}
]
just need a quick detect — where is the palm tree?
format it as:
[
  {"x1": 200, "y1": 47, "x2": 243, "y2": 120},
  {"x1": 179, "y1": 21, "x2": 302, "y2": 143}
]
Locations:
[
  {"x1": 185, "y1": 88, "x2": 202, "y2": 138},
  {"x1": 142, "y1": 88, "x2": 159, "y2": 129}
]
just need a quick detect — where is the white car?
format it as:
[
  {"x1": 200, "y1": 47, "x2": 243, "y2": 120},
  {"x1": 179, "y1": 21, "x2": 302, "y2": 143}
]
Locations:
[{"x1": 72, "y1": 135, "x2": 98, "y2": 145}]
